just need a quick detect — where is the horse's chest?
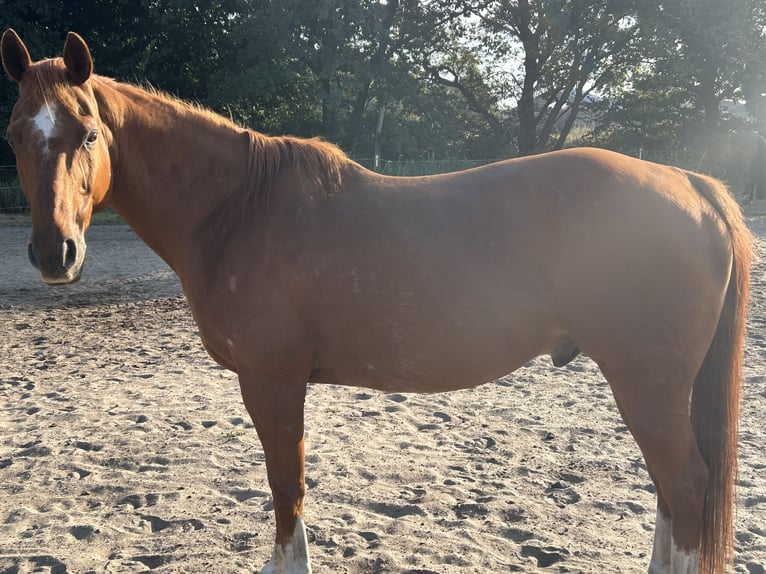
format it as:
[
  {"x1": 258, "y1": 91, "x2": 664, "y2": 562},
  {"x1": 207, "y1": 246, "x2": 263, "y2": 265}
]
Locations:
[{"x1": 185, "y1": 274, "x2": 312, "y2": 378}]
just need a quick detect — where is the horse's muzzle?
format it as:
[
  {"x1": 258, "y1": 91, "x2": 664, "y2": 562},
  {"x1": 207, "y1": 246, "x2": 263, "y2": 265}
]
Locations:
[{"x1": 28, "y1": 236, "x2": 86, "y2": 285}]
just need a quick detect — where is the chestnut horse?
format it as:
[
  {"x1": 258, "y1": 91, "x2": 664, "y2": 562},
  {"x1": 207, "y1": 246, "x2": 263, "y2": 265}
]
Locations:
[{"x1": 1, "y1": 30, "x2": 752, "y2": 574}]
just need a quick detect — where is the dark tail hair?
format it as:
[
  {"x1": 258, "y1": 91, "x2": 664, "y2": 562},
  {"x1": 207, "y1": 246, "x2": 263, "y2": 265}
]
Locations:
[{"x1": 687, "y1": 172, "x2": 752, "y2": 574}]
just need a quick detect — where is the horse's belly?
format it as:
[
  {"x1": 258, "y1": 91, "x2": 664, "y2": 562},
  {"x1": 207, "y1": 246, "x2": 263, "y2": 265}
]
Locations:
[
  {"x1": 309, "y1": 316, "x2": 555, "y2": 393},
  {"x1": 308, "y1": 359, "x2": 528, "y2": 393}
]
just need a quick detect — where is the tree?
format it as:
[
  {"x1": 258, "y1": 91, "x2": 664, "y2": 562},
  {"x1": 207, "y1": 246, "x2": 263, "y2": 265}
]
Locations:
[
  {"x1": 590, "y1": 0, "x2": 766, "y2": 157},
  {"x1": 2, "y1": 0, "x2": 764, "y2": 166},
  {"x1": 419, "y1": 0, "x2": 644, "y2": 156},
  {"x1": 640, "y1": 0, "x2": 766, "y2": 130},
  {"x1": 140, "y1": 1, "x2": 244, "y2": 102},
  {"x1": 219, "y1": 0, "x2": 475, "y2": 157}
]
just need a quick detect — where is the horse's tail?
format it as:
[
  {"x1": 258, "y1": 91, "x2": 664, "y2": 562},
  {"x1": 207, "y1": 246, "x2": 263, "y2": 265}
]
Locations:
[{"x1": 687, "y1": 171, "x2": 752, "y2": 574}]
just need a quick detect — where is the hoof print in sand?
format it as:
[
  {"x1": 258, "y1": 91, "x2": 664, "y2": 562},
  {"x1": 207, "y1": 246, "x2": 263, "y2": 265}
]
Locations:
[
  {"x1": 545, "y1": 480, "x2": 581, "y2": 507},
  {"x1": 520, "y1": 544, "x2": 570, "y2": 567}
]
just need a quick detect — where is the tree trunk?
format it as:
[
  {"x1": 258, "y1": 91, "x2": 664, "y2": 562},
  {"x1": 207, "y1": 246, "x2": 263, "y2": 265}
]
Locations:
[{"x1": 517, "y1": 51, "x2": 539, "y2": 156}]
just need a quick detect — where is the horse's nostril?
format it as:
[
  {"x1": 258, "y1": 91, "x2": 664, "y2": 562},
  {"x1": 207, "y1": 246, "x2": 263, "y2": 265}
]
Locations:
[
  {"x1": 27, "y1": 243, "x2": 39, "y2": 269},
  {"x1": 63, "y1": 239, "x2": 77, "y2": 269}
]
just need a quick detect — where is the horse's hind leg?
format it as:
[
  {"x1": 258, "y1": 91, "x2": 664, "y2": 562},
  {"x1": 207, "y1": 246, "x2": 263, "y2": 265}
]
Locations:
[
  {"x1": 238, "y1": 372, "x2": 312, "y2": 574},
  {"x1": 612, "y1": 402, "x2": 674, "y2": 573},
  {"x1": 642, "y1": 439, "x2": 705, "y2": 574},
  {"x1": 603, "y1": 368, "x2": 707, "y2": 574}
]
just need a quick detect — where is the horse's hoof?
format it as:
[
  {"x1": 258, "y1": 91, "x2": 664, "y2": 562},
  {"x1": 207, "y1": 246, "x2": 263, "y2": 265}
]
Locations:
[{"x1": 259, "y1": 517, "x2": 312, "y2": 574}]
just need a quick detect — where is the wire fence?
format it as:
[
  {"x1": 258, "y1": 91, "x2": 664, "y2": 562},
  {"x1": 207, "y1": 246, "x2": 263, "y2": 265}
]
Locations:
[
  {"x1": 0, "y1": 148, "x2": 731, "y2": 215},
  {"x1": 357, "y1": 148, "x2": 703, "y2": 175},
  {"x1": 0, "y1": 164, "x2": 22, "y2": 213}
]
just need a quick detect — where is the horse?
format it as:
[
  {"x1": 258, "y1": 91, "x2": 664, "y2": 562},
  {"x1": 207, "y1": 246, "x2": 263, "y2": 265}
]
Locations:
[
  {"x1": 1, "y1": 30, "x2": 752, "y2": 574},
  {"x1": 698, "y1": 131, "x2": 766, "y2": 204}
]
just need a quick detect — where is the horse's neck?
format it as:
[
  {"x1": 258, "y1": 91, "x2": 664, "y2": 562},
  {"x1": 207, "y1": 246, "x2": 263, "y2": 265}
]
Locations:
[{"x1": 94, "y1": 79, "x2": 249, "y2": 272}]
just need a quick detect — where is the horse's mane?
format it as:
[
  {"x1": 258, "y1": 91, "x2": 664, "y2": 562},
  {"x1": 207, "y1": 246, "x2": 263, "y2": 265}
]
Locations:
[
  {"x1": 28, "y1": 59, "x2": 350, "y2": 213},
  {"x1": 93, "y1": 73, "x2": 350, "y2": 209},
  {"x1": 96, "y1": 74, "x2": 245, "y2": 131},
  {"x1": 25, "y1": 58, "x2": 244, "y2": 133},
  {"x1": 245, "y1": 131, "x2": 348, "y2": 208}
]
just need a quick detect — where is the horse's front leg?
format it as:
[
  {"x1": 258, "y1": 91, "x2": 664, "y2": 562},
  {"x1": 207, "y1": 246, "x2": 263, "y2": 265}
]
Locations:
[{"x1": 238, "y1": 372, "x2": 311, "y2": 574}]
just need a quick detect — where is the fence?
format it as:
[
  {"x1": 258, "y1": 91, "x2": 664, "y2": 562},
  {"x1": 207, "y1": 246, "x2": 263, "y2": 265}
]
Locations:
[
  {"x1": 354, "y1": 157, "x2": 504, "y2": 176},
  {"x1": 0, "y1": 164, "x2": 23, "y2": 214},
  {"x1": 0, "y1": 148, "x2": 724, "y2": 215}
]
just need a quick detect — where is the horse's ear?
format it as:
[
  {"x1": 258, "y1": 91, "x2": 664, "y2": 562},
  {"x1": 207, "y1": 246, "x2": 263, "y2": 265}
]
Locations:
[
  {"x1": 63, "y1": 32, "x2": 92, "y2": 84},
  {"x1": 1, "y1": 29, "x2": 32, "y2": 83}
]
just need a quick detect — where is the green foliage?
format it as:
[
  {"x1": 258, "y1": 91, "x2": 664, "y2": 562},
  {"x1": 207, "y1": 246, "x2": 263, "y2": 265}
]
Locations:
[
  {"x1": 586, "y1": 69, "x2": 704, "y2": 152},
  {"x1": 635, "y1": 0, "x2": 757, "y2": 129},
  {"x1": 0, "y1": 0, "x2": 764, "y2": 165}
]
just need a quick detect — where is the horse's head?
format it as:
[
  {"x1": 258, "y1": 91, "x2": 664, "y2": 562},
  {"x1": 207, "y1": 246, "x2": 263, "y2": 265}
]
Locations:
[{"x1": 1, "y1": 30, "x2": 111, "y2": 285}]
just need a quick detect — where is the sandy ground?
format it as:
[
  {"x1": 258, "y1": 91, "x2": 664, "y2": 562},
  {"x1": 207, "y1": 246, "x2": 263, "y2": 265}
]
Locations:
[{"x1": 0, "y1": 220, "x2": 764, "y2": 574}]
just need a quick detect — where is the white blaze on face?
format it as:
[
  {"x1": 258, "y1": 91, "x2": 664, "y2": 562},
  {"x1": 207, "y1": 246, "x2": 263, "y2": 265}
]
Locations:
[{"x1": 30, "y1": 103, "x2": 59, "y2": 154}]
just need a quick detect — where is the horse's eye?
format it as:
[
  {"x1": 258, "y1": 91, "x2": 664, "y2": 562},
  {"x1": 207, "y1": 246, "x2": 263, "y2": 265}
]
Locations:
[{"x1": 84, "y1": 129, "x2": 98, "y2": 148}]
